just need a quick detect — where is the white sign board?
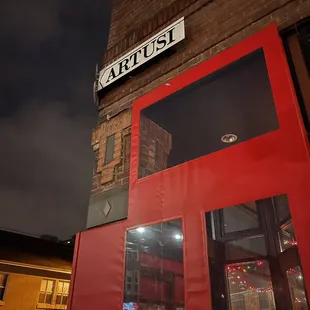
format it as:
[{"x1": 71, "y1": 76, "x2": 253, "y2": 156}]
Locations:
[{"x1": 97, "y1": 17, "x2": 185, "y2": 90}]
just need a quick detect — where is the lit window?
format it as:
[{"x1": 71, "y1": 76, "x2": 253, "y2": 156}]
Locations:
[
  {"x1": 56, "y1": 281, "x2": 70, "y2": 306},
  {"x1": 38, "y1": 279, "x2": 70, "y2": 308},
  {"x1": 105, "y1": 134, "x2": 115, "y2": 164},
  {"x1": 0, "y1": 273, "x2": 8, "y2": 301},
  {"x1": 39, "y1": 279, "x2": 55, "y2": 304}
]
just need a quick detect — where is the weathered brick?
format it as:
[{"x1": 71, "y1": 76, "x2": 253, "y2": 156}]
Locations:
[{"x1": 100, "y1": 167, "x2": 114, "y2": 184}]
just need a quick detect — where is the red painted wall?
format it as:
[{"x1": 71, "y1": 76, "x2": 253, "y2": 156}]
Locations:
[
  {"x1": 140, "y1": 278, "x2": 169, "y2": 302},
  {"x1": 69, "y1": 25, "x2": 310, "y2": 310},
  {"x1": 174, "y1": 276, "x2": 185, "y2": 304},
  {"x1": 140, "y1": 253, "x2": 183, "y2": 274},
  {"x1": 139, "y1": 253, "x2": 184, "y2": 304}
]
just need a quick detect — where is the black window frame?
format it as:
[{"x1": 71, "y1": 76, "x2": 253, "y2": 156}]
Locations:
[
  {"x1": 206, "y1": 194, "x2": 309, "y2": 310},
  {"x1": 282, "y1": 18, "x2": 310, "y2": 136}
]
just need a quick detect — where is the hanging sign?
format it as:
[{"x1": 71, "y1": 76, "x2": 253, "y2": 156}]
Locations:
[{"x1": 97, "y1": 17, "x2": 185, "y2": 90}]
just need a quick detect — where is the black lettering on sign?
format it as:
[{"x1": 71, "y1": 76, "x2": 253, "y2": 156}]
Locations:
[
  {"x1": 143, "y1": 40, "x2": 156, "y2": 58},
  {"x1": 99, "y1": 18, "x2": 184, "y2": 89},
  {"x1": 130, "y1": 50, "x2": 142, "y2": 67},
  {"x1": 119, "y1": 58, "x2": 130, "y2": 75},
  {"x1": 156, "y1": 34, "x2": 167, "y2": 52},
  {"x1": 167, "y1": 27, "x2": 176, "y2": 45},
  {"x1": 106, "y1": 67, "x2": 117, "y2": 83}
]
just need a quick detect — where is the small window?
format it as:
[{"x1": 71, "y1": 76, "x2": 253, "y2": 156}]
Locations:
[
  {"x1": 38, "y1": 279, "x2": 70, "y2": 308},
  {"x1": 56, "y1": 280, "x2": 70, "y2": 306},
  {"x1": 125, "y1": 270, "x2": 139, "y2": 295},
  {"x1": 105, "y1": 134, "x2": 115, "y2": 164},
  {"x1": 0, "y1": 273, "x2": 8, "y2": 301},
  {"x1": 298, "y1": 23, "x2": 310, "y2": 76},
  {"x1": 123, "y1": 219, "x2": 185, "y2": 309},
  {"x1": 39, "y1": 279, "x2": 55, "y2": 304}
]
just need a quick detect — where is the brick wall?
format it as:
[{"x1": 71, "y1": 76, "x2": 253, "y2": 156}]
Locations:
[
  {"x1": 91, "y1": 110, "x2": 131, "y2": 194},
  {"x1": 139, "y1": 115, "x2": 172, "y2": 178},
  {"x1": 107, "y1": 0, "x2": 176, "y2": 50},
  {"x1": 92, "y1": 111, "x2": 171, "y2": 194},
  {"x1": 91, "y1": 0, "x2": 310, "y2": 195}
]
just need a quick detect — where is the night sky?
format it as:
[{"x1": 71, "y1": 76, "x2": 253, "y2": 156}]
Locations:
[{"x1": 0, "y1": 0, "x2": 111, "y2": 239}]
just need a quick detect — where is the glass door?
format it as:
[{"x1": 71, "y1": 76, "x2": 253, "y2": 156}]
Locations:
[{"x1": 206, "y1": 194, "x2": 309, "y2": 310}]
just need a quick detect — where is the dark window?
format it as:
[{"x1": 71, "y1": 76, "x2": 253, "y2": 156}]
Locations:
[
  {"x1": 223, "y1": 202, "x2": 259, "y2": 234},
  {"x1": 139, "y1": 48, "x2": 278, "y2": 178},
  {"x1": 273, "y1": 194, "x2": 290, "y2": 223},
  {"x1": 123, "y1": 219, "x2": 185, "y2": 310},
  {"x1": 206, "y1": 194, "x2": 309, "y2": 310},
  {"x1": 105, "y1": 134, "x2": 115, "y2": 164},
  {"x1": 0, "y1": 273, "x2": 8, "y2": 301},
  {"x1": 298, "y1": 23, "x2": 310, "y2": 76},
  {"x1": 282, "y1": 21, "x2": 310, "y2": 134}
]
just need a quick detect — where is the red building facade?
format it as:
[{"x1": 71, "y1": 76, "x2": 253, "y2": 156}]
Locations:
[{"x1": 69, "y1": 1, "x2": 310, "y2": 310}]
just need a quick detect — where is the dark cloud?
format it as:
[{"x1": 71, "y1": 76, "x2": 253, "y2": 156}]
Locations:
[
  {"x1": 0, "y1": 0, "x2": 112, "y2": 239},
  {"x1": 0, "y1": 0, "x2": 62, "y2": 44}
]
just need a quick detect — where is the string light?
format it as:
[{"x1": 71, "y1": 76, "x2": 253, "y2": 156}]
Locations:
[
  {"x1": 284, "y1": 240, "x2": 297, "y2": 246},
  {"x1": 226, "y1": 261, "x2": 274, "y2": 294}
]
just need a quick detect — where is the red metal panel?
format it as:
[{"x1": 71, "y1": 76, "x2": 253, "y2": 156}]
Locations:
[
  {"x1": 70, "y1": 24, "x2": 310, "y2": 310},
  {"x1": 140, "y1": 253, "x2": 183, "y2": 274},
  {"x1": 69, "y1": 223, "x2": 126, "y2": 310},
  {"x1": 67, "y1": 232, "x2": 80, "y2": 310},
  {"x1": 175, "y1": 276, "x2": 185, "y2": 304},
  {"x1": 141, "y1": 278, "x2": 169, "y2": 301}
]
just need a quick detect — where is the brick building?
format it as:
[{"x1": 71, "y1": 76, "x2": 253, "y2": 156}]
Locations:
[{"x1": 69, "y1": 1, "x2": 310, "y2": 310}]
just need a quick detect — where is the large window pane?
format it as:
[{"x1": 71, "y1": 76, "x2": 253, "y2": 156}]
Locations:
[
  {"x1": 206, "y1": 194, "x2": 309, "y2": 310},
  {"x1": 124, "y1": 219, "x2": 184, "y2": 310},
  {"x1": 226, "y1": 236, "x2": 267, "y2": 261},
  {"x1": 273, "y1": 194, "x2": 290, "y2": 223},
  {"x1": 139, "y1": 49, "x2": 278, "y2": 178},
  {"x1": 223, "y1": 202, "x2": 259, "y2": 234}
]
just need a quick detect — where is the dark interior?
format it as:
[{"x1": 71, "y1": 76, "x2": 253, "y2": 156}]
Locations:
[{"x1": 140, "y1": 48, "x2": 279, "y2": 172}]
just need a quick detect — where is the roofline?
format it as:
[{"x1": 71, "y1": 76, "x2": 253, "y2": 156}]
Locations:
[{"x1": 0, "y1": 260, "x2": 71, "y2": 275}]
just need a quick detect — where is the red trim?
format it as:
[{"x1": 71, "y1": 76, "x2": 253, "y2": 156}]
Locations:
[{"x1": 67, "y1": 232, "x2": 81, "y2": 310}]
